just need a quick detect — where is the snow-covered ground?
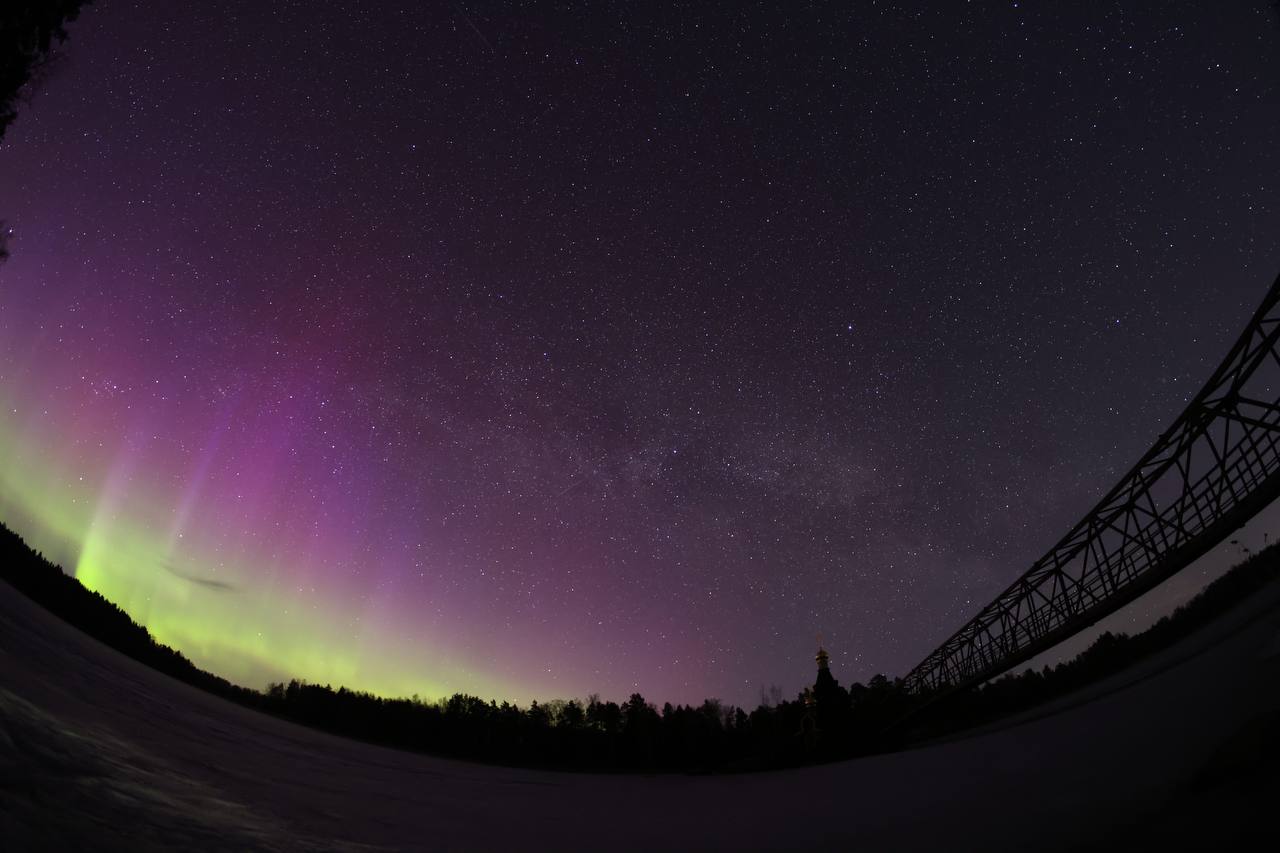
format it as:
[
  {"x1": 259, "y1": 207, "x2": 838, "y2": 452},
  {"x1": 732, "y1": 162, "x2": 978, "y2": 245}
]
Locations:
[{"x1": 3, "y1": 579, "x2": 1278, "y2": 852}]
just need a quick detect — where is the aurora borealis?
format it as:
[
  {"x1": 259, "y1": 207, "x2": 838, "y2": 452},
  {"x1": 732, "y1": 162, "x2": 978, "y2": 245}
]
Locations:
[{"x1": 1, "y1": 2, "x2": 1279, "y2": 708}]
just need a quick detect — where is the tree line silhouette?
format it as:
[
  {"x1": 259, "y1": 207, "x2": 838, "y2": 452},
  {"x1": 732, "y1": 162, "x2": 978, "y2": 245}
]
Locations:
[
  {"x1": 0, "y1": 2, "x2": 95, "y2": 262},
  {"x1": 2, "y1": 519, "x2": 1278, "y2": 772},
  {"x1": 0, "y1": 2, "x2": 91, "y2": 140},
  {"x1": 902, "y1": 543, "x2": 1280, "y2": 741}
]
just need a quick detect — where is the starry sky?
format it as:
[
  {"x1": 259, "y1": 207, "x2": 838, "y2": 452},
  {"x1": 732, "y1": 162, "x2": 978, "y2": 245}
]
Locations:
[{"x1": 0, "y1": 1, "x2": 1278, "y2": 708}]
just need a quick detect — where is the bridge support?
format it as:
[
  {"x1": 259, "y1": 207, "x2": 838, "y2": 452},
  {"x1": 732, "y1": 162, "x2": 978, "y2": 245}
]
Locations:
[{"x1": 905, "y1": 272, "x2": 1280, "y2": 695}]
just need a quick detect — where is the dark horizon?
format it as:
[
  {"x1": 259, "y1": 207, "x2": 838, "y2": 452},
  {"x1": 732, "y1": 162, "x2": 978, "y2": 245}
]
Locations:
[
  {"x1": 4, "y1": 4, "x2": 1280, "y2": 850},
  {"x1": 5, "y1": 512, "x2": 1277, "y2": 776},
  {"x1": 1, "y1": 1, "x2": 1278, "y2": 711}
]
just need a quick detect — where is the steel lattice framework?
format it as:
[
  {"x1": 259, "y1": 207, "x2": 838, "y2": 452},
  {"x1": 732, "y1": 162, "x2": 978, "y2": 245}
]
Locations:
[{"x1": 905, "y1": 272, "x2": 1280, "y2": 695}]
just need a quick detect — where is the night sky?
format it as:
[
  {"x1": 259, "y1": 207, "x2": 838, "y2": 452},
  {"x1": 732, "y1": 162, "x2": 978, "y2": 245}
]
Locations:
[{"x1": 1, "y1": 1, "x2": 1278, "y2": 708}]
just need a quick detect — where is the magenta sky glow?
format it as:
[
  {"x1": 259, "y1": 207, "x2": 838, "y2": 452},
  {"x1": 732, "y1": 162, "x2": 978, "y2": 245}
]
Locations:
[{"x1": 1, "y1": 1, "x2": 1278, "y2": 707}]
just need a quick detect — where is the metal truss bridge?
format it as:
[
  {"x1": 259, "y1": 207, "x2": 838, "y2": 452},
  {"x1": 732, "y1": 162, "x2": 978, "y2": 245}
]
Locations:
[{"x1": 905, "y1": 272, "x2": 1280, "y2": 695}]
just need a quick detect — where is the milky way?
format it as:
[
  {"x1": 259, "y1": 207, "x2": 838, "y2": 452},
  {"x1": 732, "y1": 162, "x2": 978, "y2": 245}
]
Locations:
[{"x1": 1, "y1": 2, "x2": 1278, "y2": 706}]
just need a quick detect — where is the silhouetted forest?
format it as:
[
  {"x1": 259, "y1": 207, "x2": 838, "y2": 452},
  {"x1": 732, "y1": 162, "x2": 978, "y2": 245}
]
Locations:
[
  {"x1": 0, "y1": 1, "x2": 90, "y2": 139},
  {"x1": 902, "y1": 543, "x2": 1280, "y2": 742},
  {"x1": 0, "y1": 1, "x2": 93, "y2": 261},
  {"x1": 2, "y1": 519, "x2": 1278, "y2": 772}
]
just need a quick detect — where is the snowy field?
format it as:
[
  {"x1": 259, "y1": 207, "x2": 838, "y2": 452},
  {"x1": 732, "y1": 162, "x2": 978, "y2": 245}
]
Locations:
[{"x1": 2, "y1": 579, "x2": 1278, "y2": 852}]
